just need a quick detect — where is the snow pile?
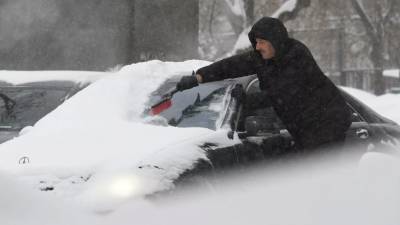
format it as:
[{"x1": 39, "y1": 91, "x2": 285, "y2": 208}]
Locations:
[
  {"x1": 383, "y1": 69, "x2": 399, "y2": 78},
  {"x1": 105, "y1": 152, "x2": 400, "y2": 225},
  {"x1": 0, "y1": 172, "x2": 97, "y2": 225},
  {"x1": 2, "y1": 151, "x2": 400, "y2": 225},
  {"x1": 0, "y1": 60, "x2": 244, "y2": 205}
]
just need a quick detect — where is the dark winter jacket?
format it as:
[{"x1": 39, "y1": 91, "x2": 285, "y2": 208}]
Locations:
[{"x1": 197, "y1": 17, "x2": 352, "y2": 149}]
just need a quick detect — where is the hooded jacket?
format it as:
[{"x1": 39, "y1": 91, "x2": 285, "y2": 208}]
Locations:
[{"x1": 196, "y1": 17, "x2": 351, "y2": 149}]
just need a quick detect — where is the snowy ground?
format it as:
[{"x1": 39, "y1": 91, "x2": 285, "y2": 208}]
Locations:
[{"x1": 1, "y1": 60, "x2": 400, "y2": 225}]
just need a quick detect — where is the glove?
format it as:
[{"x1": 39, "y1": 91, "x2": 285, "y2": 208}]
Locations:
[{"x1": 176, "y1": 75, "x2": 199, "y2": 91}]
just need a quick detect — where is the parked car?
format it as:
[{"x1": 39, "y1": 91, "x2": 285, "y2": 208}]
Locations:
[
  {"x1": 145, "y1": 75, "x2": 400, "y2": 187},
  {"x1": 1, "y1": 73, "x2": 399, "y2": 197},
  {"x1": 0, "y1": 71, "x2": 108, "y2": 144}
]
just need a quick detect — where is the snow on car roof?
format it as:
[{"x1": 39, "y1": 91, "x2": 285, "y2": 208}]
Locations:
[{"x1": 342, "y1": 86, "x2": 400, "y2": 124}]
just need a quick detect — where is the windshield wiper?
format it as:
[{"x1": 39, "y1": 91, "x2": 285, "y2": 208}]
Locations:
[{"x1": 0, "y1": 92, "x2": 16, "y2": 113}]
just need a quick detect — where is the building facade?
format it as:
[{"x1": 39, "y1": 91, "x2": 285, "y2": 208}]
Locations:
[{"x1": 0, "y1": 0, "x2": 198, "y2": 71}]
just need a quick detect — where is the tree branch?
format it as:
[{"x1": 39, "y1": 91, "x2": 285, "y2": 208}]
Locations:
[
  {"x1": 383, "y1": 0, "x2": 397, "y2": 26},
  {"x1": 208, "y1": 0, "x2": 217, "y2": 40},
  {"x1": 223, "y1": 0, "x2": 246, "y2": 36},
  {"x1": 275, "y1": 0, "x2": 310, "y2": 23},
  {"x1": 350, "y1": 0, "x2": 377, "y2": 40}
]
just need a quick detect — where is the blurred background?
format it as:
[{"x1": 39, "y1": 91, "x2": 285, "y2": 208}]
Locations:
[{"x1": 0, "y1": 0, "x2": 399, "y2": 94}]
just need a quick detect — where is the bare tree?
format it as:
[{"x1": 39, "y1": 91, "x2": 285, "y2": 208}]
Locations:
[
  {"x1": 276, "y1": 0, "x2": 311, "y2": 22},
  {"x1": 222, "y1": 0, "x2": 247, "y2": 36},
  {"x1": 199, "y1": 0, "x2": 311, "y2": 59},
  {"x1": 350, "y1": 0, "x2": 398, "y2": 95},
  {"x1": 229, "y1": 0, "x2": 311, "y2": 55}
]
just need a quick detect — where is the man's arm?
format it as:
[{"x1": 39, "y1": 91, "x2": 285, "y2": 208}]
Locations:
[{"x1": 196, "y1": 51, "x2": 259, "y2": 83}]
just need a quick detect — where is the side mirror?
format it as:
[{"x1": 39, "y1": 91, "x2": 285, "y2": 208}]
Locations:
[
  {"x1": 230, "y1": 84, "x2": 245, "y2": 104},
  {"x1": 351, "y1": 112, "x2": 361, "y2": 122},
  {"x1": 245, "y1": 116, "x2": 277, "y2": 136}
]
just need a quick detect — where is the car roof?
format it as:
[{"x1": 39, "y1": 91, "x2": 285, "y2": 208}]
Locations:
[{"x1": 0, "y1": 70, "x2": 110, "y2": 87}]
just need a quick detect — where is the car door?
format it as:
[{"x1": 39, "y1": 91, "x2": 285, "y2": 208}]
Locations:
[
  {"x1": 238, "y1": 78, "x2": 297, "y2": 158},
  {"x1": 234, "y1": 79, "x2": 379, "y2": 160},
  {"x1": 202, "y1": 77, "x2": 296, "y2": 172}
]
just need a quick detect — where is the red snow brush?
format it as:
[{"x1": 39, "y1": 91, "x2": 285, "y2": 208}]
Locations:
[{"x1": 149, "y1": 88, "x2": 179, "y2": 115}]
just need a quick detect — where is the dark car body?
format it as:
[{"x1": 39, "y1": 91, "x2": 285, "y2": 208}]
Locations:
[{"x1": 147, "y1": 75, "x2": 400, "y2": 185}]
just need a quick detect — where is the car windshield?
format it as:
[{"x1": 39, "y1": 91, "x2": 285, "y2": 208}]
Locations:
[
  {"x1": 146, "y1": 78, "x2": 231, "y2": 130},
  {"x1": 0, "y1": 86, "x2": 71, "y2": 130}
]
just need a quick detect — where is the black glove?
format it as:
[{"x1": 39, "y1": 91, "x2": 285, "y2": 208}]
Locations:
[{"x1": 176, "y1": 75, "x2": 199, "y2": 91}]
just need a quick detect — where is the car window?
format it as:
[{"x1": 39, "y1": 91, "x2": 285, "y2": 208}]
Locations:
[
  {"x1": 146, "y1": 77, "x2": 231, "y2": 130},
  {"x1": 172, "y1": 87, "x2": 227, "y2": 129},
  {"x1": 0, "y1": 87, "x2": 70, "y2": 129},
  {"x1": 346, "y1": 103, "x2": 364, "y2": 122},
  {"x1": 241, "y1": 79, "x2": 286, "y2": 133}
]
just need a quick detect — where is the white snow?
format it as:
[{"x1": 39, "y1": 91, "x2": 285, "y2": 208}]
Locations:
[
  {"x1": 231, "y1": 27, "x2": 252, "y2": 54},
  {"x1": 0, "y1": 60, "x2": 242, "y2": 207},
  {"x1": 1, "y1": 60, "x2": 400, "y2": 225},
  {"x1": 224, "y1": 0, "x2": 246, "y2": 17},
  {"x1": 2, "y1": 151, "x2": 400, "y2": 225},
  {"x1": 342, "y1": 86, "x2": 400, "y2": 124},
  {"x1": 383, "y1": 69, "x2": 399, "y2": 78},
  {"x1": 271, "y1": 0, "x2": 298, "y2": 18}
]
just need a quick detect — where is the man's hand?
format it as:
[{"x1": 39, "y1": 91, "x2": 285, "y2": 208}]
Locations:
[{"x1": 176, "y1": 75, "x2": 199, "y2": 91}]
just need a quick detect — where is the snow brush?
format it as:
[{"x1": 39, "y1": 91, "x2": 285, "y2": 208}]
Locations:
[{"x1": 149, "y1": 88, "x2": 179, "y2": 115}]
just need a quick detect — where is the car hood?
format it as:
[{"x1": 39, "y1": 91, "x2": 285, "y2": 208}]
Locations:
[{"x1": 0, "y1": 60, "x2": 242, "y2": 198}]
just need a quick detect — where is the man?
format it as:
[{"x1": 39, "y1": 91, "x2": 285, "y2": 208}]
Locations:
[{"x1": 176, "y1": 17, "x2": 352, "y2": 151}]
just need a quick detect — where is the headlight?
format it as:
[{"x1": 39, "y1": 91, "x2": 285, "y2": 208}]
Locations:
[{"x1": 108, "y1": 175, "x2": 141, "y2": 198}]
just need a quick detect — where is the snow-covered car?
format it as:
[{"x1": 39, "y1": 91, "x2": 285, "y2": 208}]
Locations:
[
  {"x1": 0, "y1": 61, "x2": 399, "y2": 203},
  {"x1": 0, "y1": 71, "x2": 109, "y2": 144},
  {"x1": 148, "y1": 75, "x2": 400, "y2": 186}
]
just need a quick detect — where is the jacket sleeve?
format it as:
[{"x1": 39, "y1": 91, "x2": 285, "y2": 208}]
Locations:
[{"x1": 196, "y1": 51, "x2": 259, "y2": 83}]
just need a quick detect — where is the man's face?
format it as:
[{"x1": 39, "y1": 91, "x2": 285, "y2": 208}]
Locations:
[{"x1": 255, "y1": 38, "x2": 275, "y2": 59}]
